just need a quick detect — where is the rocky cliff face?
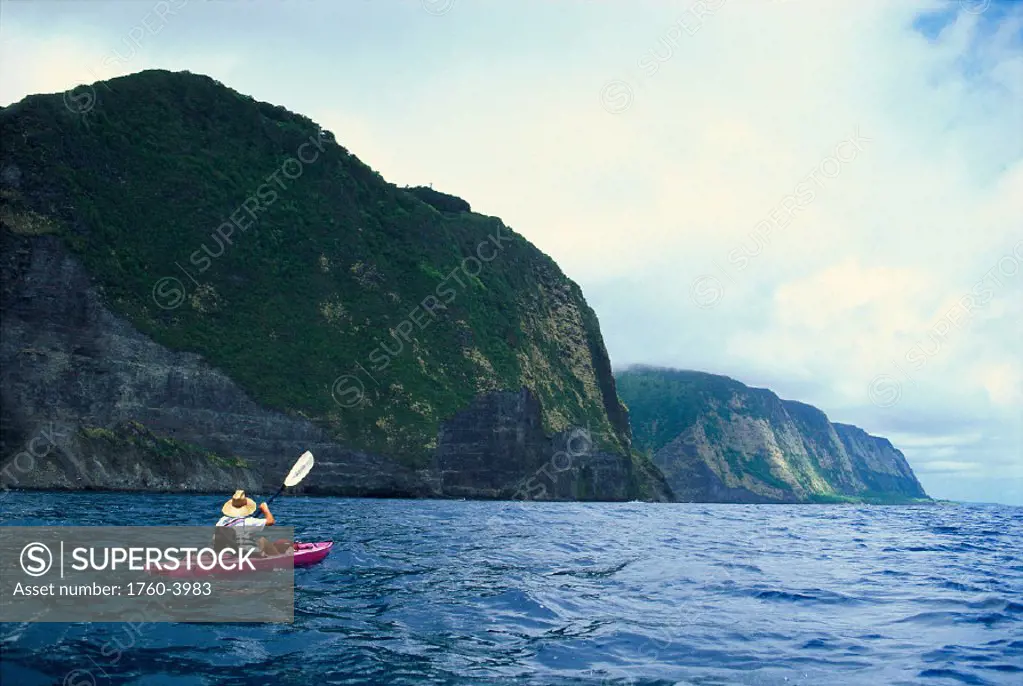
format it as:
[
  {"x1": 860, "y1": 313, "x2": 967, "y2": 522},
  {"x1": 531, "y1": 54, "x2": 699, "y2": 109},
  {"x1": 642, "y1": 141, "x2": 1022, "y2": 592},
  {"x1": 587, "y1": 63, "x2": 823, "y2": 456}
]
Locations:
[
  {"x1": 0, "y1": 226, "x2": 667, "y2": 501},
  {"x1": 0, "y1": 70, "x2": 666, "y2": 502},
  {"x1": 434, "y1": 388, "x2": 671, "y2": 501},
  {"x1": 833, "y1": 422, "x2": 926, "y2": 499},
  {"x1": 617, "y1": 367, "x2": 928, "y2": 503},
  {"x1": 0, "y1": 231, "x2": 426, "y2": 497},
  {"x1": 1, "y1": 420, "x2": 261, "y2": 495}
]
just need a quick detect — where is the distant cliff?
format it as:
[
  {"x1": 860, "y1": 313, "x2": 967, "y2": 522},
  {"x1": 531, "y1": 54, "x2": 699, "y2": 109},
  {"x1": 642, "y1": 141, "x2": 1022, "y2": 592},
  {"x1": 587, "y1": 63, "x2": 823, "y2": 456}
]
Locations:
[
  {"x1": 0, "y1": 69, "x2": 668, "y2": 502},
  {"x1": 616, "y1": 367, "x2": 928, "y2": 504}
]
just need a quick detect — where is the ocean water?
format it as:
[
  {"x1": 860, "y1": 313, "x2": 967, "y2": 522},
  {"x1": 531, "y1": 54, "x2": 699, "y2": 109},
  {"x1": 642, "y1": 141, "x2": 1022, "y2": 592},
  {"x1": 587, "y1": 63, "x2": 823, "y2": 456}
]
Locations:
[{"x1": 1, "y1": 492, "x2": 1020, "y2": 685}]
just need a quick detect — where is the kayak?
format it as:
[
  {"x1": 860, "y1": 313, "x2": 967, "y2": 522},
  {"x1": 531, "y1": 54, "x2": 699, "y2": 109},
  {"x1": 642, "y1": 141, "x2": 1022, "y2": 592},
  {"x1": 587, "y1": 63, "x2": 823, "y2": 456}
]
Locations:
[
  {"x1": 148, "y1": 541, "x2": 334, "y2": 578},
  {"x1": 291, "y1": 541, "x2": 333, "y2": 567}
]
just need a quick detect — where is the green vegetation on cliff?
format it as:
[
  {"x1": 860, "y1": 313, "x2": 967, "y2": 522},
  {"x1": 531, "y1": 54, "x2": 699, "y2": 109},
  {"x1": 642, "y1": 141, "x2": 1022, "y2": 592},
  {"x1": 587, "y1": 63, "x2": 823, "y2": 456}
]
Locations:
[
  {"x1": 0, "y1": 69, "x2": 629, "y2": 467},
  {"x1": 617, "y1": 366, "x2": 929, "y2": 503},
  {"x1": 616, "y1": 367, "x2": 749, "y2": 456},
  {"x1": 81, "y1": 421, "x2": 248, "y2": 469},
  {"x1": 403, "y1": 186, "x2": 471, "y2": 214}
]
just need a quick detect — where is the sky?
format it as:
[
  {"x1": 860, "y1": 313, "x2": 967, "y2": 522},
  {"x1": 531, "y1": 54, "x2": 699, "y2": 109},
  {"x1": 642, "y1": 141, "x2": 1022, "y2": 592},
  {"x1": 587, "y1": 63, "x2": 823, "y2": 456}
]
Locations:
[{"x1": 1, "y1": 0, "x2": 1020, "y2": 504}]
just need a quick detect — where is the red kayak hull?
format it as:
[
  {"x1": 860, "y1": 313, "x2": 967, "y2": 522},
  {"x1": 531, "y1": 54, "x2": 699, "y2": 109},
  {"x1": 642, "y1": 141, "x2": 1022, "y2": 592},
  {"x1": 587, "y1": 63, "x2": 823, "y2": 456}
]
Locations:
[{"x1": 148, "y1": 541, "x2": 333, "y2": 578}]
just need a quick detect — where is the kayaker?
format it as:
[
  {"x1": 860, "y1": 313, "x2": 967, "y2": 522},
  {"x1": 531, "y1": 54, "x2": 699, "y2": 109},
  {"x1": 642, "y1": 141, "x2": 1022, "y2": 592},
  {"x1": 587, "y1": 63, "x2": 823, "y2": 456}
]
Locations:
[{"x1": 215, "y1": 490, "x2": 292, "y2": 556}]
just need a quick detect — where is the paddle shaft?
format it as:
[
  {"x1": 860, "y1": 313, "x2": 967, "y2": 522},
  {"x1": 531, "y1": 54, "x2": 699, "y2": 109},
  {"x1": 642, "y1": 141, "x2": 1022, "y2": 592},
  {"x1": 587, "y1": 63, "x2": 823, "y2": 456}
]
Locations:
[{"x1": 263, "y1": 483, "x2": 286, "y2": 509}]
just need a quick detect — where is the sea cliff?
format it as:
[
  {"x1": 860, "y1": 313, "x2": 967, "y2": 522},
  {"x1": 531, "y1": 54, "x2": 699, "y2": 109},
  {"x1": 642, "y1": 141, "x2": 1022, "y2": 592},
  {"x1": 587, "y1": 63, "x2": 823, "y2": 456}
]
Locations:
[
  {"x1": 0, "y1": 70, "x2": 667, "y2": 501},
  {"x1": 617, "y1": 367, "x2": 928, "y2": 503}
]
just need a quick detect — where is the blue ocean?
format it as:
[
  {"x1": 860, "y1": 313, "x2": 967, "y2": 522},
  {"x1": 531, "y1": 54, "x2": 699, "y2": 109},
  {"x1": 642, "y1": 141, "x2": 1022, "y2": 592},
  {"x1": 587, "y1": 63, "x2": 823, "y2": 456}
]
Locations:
[{"x1": 1, "y1": 493, "x2": 1020, "y2": 685}]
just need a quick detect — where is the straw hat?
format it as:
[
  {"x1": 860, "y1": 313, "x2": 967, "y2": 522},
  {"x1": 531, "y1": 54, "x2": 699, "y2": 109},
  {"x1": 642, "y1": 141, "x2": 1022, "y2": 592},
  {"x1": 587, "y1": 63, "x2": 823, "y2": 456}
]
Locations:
[{"x1": 222, "y1": 489, "x2": 257, "y2": 517}]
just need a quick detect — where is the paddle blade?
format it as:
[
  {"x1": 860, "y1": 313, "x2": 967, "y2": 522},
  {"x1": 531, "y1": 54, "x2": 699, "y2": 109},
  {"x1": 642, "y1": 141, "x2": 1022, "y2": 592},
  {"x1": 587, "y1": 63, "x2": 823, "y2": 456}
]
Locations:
[{"x1": 283, "y1": 451, "x2": 315, "y2": 487}]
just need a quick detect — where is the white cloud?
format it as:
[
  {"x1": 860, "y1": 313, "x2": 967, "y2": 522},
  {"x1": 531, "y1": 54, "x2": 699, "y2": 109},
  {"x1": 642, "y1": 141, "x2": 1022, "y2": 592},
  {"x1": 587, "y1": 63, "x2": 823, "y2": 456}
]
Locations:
[
  {"x1": 974, "y1": 360, "x2": 1023, "y2": 409},
  {"x1": 887, "y1": 431, "x2": 985, "y2": 448},
  {"x1": 915, "y1": 460, "x2": 983, "y2": 474}
]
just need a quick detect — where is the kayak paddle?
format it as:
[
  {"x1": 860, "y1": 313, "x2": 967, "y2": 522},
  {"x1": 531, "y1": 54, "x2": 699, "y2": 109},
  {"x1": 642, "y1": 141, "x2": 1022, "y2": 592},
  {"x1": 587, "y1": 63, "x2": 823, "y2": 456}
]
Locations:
[{"x1": 264, "y1": 450, "x2": 315, "y2": 508}]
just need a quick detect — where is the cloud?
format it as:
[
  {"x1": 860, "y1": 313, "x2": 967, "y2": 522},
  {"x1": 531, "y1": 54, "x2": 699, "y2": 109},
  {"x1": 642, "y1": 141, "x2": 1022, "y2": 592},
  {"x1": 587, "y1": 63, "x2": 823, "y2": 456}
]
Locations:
[
  {"x1": 915, "y1": 460, "x2": 984, "y2": 474},
  {"x1": 974, "y1": 360, "x2": 1023, "y2": 408},
  {"x1": 724, "y1": 260, "x2": 935, "y2": 380},
  {"x1": 0, "y1": 7, "x2": 243, "y2": 108},
  {"x1": 888, "y1": 431, "x2": 985, "y2": 449}
]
